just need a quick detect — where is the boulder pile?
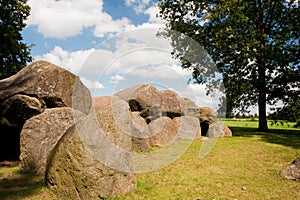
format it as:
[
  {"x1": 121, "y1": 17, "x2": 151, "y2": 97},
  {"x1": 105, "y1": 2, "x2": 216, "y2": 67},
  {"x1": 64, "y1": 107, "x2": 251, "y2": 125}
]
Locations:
[
  {"x1": 0, "y1": 60, "x2": 91, "y2": 162},
  {"x1": 0, "y1": 61, "x2": 232, "y2": 199}
]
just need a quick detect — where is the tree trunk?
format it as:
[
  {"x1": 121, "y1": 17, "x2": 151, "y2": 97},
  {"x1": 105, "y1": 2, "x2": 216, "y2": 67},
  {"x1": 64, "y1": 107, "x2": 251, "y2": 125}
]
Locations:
[
  {"x1": 258, "y1": 90, "x2": 268, "y2": 132},
  {"x1": 258, "y1": 59, "x2": 268, "y2": 132}
]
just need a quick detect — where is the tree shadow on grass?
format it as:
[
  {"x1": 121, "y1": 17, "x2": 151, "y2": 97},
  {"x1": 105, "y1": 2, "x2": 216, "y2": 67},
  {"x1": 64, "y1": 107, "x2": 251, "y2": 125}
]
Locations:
[
  {"x1": 230, "y1": 127, "x2": 300, "y2": 149},
  {"x1": 0, "y1": 164, "x2": 46, "y2": 200}
]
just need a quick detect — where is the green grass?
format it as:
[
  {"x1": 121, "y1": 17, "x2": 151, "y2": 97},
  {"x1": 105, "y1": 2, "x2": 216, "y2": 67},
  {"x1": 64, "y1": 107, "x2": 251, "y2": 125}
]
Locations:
[
  {"x1": 1, "y1": 124, "x2": 300, "y2": 200},
  {"x1": 111, "y1": 127, "x2": 300, "y2": 200},
  {"x1": 0, "y1": 165, "x2": 59, "y2": 200},
  {"x1": 222, "y1": 119, "x2": 297, "y2": 129}
]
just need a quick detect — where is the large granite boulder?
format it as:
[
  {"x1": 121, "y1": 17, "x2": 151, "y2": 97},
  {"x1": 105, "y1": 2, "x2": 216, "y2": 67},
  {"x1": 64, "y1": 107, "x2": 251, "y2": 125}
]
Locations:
[
  {"x1": 92, "y1": 96, "x2": 112, "y2": 111},
  {"x1": 199, "y1": 107, "x2": 218, "y2": 124},
  {"x1": 180, "y1": 97, "x2": 197, "y2": 116},
  {"x1": 1, "y1": 94, "x2": 46, "y2": 127},
  {"x1": 19, "y1": 107, "x2": 84, "y2": 176},
  {"x1": 140, "y1": 104, "x2": 163, "y2": 124},
  {"x1": 131, "y1": 112, "x2": 150, "y2": 152},
  {"x1": 96, "y1": 99, "x2": 132, "y2": 152},
  {"x1": 281, "y1": 157, "x2": 300, "y2": 181},
  {"x1": 0, "y1": 60, "x2": 91, "y2": 114},
  {"x1": 0, "y1": 94, "x2": 46, "y2": 161},
  {"x1": 0, "y1": 60, "x2": 92, "y2": 161},
  {"x1": 149, "y1": 117, "x2": 178, "y2": 147},
  {"x1": 184, "y1": 107, "x2": 200, "y2": 118},
  {"x1": 46, "y1": 113, "x2": 136, "y2": 199},
  {"x1": 207, "y1": 122, "x2": 232, "y2": 138},
  {"x1": 160, "y1": 90, "x2": 182, "y2": 119},
  {"x1": 115, "y1": 84, "x2": 161, "y2": 111},
  {"x1": 173, "y1": 116, "x2": 201, "y2": 140}
]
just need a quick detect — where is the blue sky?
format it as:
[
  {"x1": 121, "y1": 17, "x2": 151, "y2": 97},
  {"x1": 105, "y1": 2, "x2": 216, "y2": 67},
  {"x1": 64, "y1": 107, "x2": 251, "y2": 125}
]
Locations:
[{"x1": 21, "y1": 0, "x2": 225, "y2": 111}]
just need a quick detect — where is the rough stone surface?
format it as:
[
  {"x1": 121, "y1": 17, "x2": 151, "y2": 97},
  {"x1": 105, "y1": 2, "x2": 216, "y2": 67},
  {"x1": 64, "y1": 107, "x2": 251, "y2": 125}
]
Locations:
[
  {"x1": 1, "y1": 94, "x2": 46, "y2": 127},
  {"x1": 180, "y1": 97, "x2": 197, "y2": 117},
  {"x1": 149, "y1": 117, "x2": 178, "y2": 147},
  {"x1": 0, "y1": 60, "x2": 91, "y2": 114},
  {"x1": 173, "y1": 116, "x2": 201, "y2": 140},
  {"x1": 184, "y1": 107, "x2": 200, "y2": 118},
  {"x1": 223, "y1": 124, "x2": 232, "y2": 137},
  {"x1": 140, "y1": 104, "x2": 163, "y2": 124},
  {"x1": 207, "y1": 122, "x2": 232, "y2": 138},
  {"x1": 281, "y1": 157, "x2": 300, "y2": 181},
  {"x1": 92, "y1": 96, "x2": 112, "y2": 111},
  {"x1": 199, "y1": 107, "x2": 218, "y2": 124},
  {"x1": 96, "y1": 100, "x2": 132, "y2": 152},
  {"x1": 115, "y1": 84, "x2": 161, "y2": 111},
  {"x1": 131, "y1": 112, "x2": 150, "y2": 152},
  {"x1": 160, "y1": 90, "x2": 182, "y2": 118},
  {"x1": 19, "y1": 107, "x2": 84, "y2": 176},
  {"x1": 45, "y1": 115, "x2": 136, "y2": 199},
  {"x1": 0, "y1": 60, "x2": 91, "y2": 161}
]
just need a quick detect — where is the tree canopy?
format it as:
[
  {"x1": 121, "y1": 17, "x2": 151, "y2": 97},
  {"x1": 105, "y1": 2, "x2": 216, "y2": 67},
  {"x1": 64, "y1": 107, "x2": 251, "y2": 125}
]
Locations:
[
  {"x1": 158, "y1": 0, "x2": 300, "y2": 131},
  {"x1": 0, "y1": 0, "x2": 32, "y2": 79}
]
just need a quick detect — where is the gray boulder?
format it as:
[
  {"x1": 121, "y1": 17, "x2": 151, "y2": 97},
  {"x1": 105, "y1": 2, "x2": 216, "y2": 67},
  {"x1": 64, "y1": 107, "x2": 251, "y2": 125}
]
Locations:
[
  {"x1": 207, "y1": 122, "x2": 232, "y2": 138},
  {"x1": 180, "y1": 97, "x2": 197, "y2": 116},
  {"x1": 199, "y1": 107, "x2": 218, "y2": 124},
  {"x1": 149, "y1": 117, "x2": 178, "y2": 147},
  {"x1": 140, "y1": 104, "x2": 163, "y2": 124},
  {"x1": 131, "y1": 112, "x2": 150, "y2": 152},
  {"x1": 19, "y1": 107, "x2": 84, "y2": 176},
  {"x1": 96, "y1": 99, "x2": 132, "y2": 152},
  {"x1": 115, "y1": 84, "x2": 161, "y2": 111},
  {"x1": 174, "y1": 116, "x2": 201, "y2": 140},
  {"x1": 281, "y1": 157, "x2": 300, "y2": 181},
  {"x1": 184, "y1": 107, "x2": 200, "y2": 118},
  {"x1": 1, "y1": 94, "x2": 45, "y2": 127},
  {"x1": 0, "y1": 60, "x2": 91, "y2": 114},
  {"x1": 160, "y1": 90, "x2": 182, "y2": 118},
  {"x1": 0, "y1": 60, "x2": 91, "y2": 161},
  {"x1": 92, "y1": 96, "x2": 112, "y2": 111},
  {"x1": 46, "y1": 113, "x2": 136, "y2": 199}
]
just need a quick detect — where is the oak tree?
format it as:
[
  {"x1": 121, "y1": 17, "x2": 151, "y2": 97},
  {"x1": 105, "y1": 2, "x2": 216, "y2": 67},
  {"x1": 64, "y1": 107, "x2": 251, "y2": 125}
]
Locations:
[{"x1": 159, "y1": 0, "x2": 300, "y2": 131}]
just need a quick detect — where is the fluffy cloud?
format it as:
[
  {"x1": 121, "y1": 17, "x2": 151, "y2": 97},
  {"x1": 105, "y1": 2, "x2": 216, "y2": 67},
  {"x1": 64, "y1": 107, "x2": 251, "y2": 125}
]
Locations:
[
  {"x1": 145, "y1": 5, "x2": 165, "y2": 24},
  {"x1": 27, "y1": 0, "x2": 134, "y2": 38},
  {"x1": 27, "y1": 0, "x2": 166, "y2": 38},
  {"x1": 34, "y1": 46, "x2": 94, "y2": 73},
  {"x1": 178, "y1": 84, "x2": 224, "y2": 110},
  {"x1": 80, "y1": 77, "x2": 104, "y2": 90},
  {"x1": 109, "y1": 74, "x2": 126, "y2": 84}
]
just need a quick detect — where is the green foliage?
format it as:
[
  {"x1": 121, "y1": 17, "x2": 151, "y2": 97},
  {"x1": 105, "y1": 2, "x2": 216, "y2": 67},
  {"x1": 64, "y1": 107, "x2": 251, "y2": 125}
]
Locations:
[
  {"x1": 158, "y1": 0, "x2": 300, "y2": 131},
  {"x1": 0, "y1": 0, "x2": 32, "y2": 79},
  {"x1": 269, "y1": 99, "x2": 300, "y2": 127}
]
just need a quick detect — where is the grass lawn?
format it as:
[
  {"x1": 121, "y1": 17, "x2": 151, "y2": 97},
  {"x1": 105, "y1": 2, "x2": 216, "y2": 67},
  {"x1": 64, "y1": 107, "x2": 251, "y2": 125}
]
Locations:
[{"x1": 1, "y1": 124, "x2": 299, "y2": 200}]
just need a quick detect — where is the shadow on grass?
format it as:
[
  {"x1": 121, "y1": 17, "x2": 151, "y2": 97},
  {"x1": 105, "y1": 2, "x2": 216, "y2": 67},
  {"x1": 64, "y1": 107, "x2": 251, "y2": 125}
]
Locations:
[
  {"x1": 0, "y1": 166, "x2": 45, "y2": 200},
  {"x1": 229, "y1": 127, "x2": 300, "y2": 149}
]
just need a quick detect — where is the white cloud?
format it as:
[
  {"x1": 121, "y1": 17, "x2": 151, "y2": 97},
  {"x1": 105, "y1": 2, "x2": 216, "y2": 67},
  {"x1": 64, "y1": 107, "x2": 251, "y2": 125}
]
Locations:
[
  {"x1": 33, "y1": 28, "x2": 194, "y2": 80},
  {"x1": 27, "y1": 0, "x2": 133, "y2": 38},
  {"x1": 34, "y1": 46, "x2": 94, "y2": 74},
  {"x1": 125, "y1": 64, "x2": 191, "y2": 80},
  {"x1": 27, "y1": 0, "x2": 166, "y2": 39},
  {"x1": 93, "y1": 17, "x2": 132, "y2": 38},
  {"x1": 145, "y1": 6, "x2": 165, "y2": 24},
  {"x1": 80, "y1": 77, "x2": 104, "y2": 90},
  {"x1": 110, "y1": 74, "x2": 126, "y2": 84},
  {"x1": 177, "y1": 84, "x2": 224, "y2": 110},
  {"x1": 125, "y1": 0, "x2": 152, "y2": 13}
]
